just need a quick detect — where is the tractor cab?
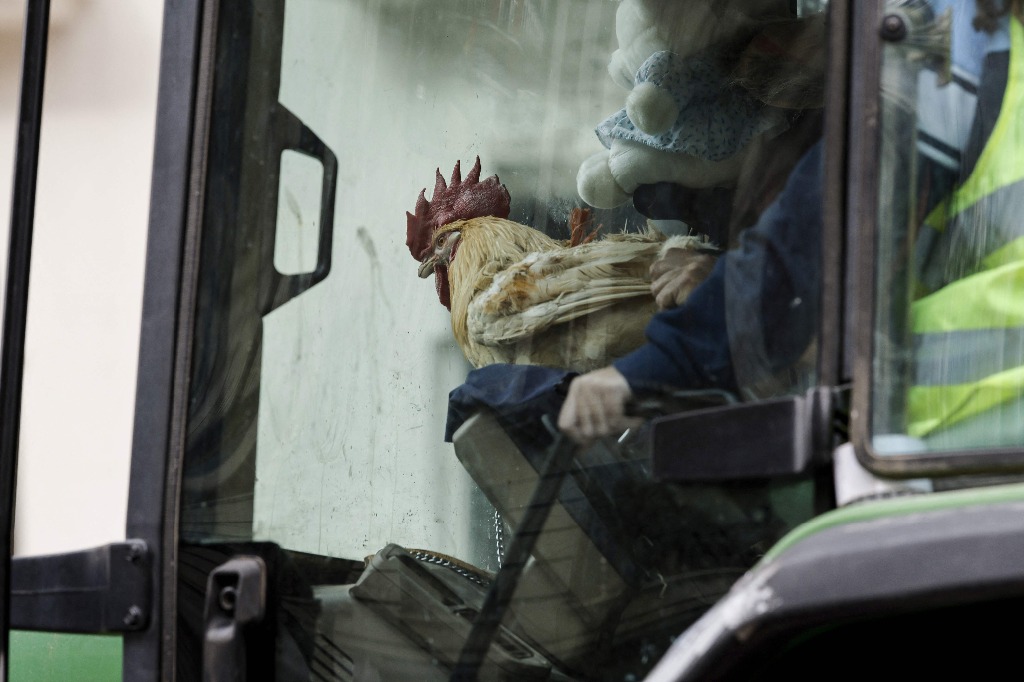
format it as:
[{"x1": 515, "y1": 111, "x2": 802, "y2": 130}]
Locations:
[{"x1": 3, "y1": 0, "x2": 1024, "y2": 680}]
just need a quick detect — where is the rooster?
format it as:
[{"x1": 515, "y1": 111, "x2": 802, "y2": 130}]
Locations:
[{"x1": 407, "y1": 157, "x2": 716, "y2": 372}]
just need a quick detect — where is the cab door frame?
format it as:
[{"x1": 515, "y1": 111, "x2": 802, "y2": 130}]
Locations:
[
  {"x1": 0, "y1": 0, "x2": 52, "y2": 672},
  {"x1": 1, "y1": 0, "x2": 208, "y2": 680},
  {"x1": 124, "y1": 0, "x2": 209, "y2": 678}
]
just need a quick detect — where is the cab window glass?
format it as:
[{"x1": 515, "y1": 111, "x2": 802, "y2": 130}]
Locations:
[
  {"x1": 181, "y1": 0, "x2": 830, "y2": 679},
  {"x1": 871, "y1": 0, "x2": 1024, "y2": 455}
]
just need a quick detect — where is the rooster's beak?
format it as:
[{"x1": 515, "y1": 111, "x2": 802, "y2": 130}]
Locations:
[
  {"x1": 418, "y1": 255, "x2": 438, "y2": 278},
  {"x1": 418, "y1": 230, "x2": 460, "y2": 278}
]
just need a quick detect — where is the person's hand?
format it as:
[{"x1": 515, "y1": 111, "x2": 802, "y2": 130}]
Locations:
[
  {"x1": 557, "y1": 366, "x2": 643, "y2": 445},
  {"x1": 650, "y1": 249, "x2": 717, "y2": 310}
]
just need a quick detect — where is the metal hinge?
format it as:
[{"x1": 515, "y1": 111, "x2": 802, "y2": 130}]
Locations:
[{"x1": 10, "y1": 540, "x2": 151, "y2": 633}]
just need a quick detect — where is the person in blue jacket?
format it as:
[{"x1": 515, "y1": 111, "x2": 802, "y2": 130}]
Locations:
[
  {"x1": 557, "y1": 0, "x2": 1015, "y2": 445},
  {"x1": 558, "y1": 140, "x2": 823, "y2": 444}
]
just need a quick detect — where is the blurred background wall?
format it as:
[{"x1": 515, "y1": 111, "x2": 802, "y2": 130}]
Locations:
[{"x1": 0, "y1": 0, "x2": 161, "y2": 555}]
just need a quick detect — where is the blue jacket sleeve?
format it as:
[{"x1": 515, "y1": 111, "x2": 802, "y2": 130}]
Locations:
[
  {"x1": 613, "y1": 140, "x2": 824, "y2": 395},
  {"x1": 613, "y1": 258, "x2": 734, "y2": 393}
]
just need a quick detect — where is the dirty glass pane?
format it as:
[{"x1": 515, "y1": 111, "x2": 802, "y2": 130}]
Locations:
[
  {"x1": 871, "y1": 0, "x2": 1024, "y2": 455},
  {"x1": 180, "y1": 0, "x2": 830, "y2": 679}
]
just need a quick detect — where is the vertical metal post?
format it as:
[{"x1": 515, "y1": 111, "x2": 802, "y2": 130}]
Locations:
[
  {"x1": 0, "y1": 0, "x2": 50, "y2": 676},
  {"x1": 872, "y1": 51, "x2": 918, "y2": 435}
]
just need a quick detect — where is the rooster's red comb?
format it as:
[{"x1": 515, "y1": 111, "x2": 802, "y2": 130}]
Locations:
[{"x1": 406, "y1": 157, "x2": 511, "y2": 262}]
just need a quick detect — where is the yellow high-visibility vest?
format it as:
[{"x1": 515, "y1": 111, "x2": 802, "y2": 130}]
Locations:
[{"x1": 907, "y1": 17, "x2": 1024, "y2": 439}]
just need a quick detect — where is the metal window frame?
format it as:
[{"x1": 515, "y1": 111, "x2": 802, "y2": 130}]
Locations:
[
  {"x1": 0, "y1": 0, "x2": 52, "y2": 674},
  {"x1": 127, "y1": 0, "x2": 338, "y2": 676},
  {"x1": 848, "y1": 0, "x2": 1024, "y2": 478},
  {"x1": 123, "y1": 0, "x2": 213, "y2": 679},
  {"x1": 0, "y1": 1, "x2": 212, "y2": 679}
]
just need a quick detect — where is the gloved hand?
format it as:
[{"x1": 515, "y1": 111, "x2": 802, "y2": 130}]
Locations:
[
  {"x1": 650, "y1": 248, "x2": 717, "y2": 310},
  {"x1": 557, "y1": 366, "x2": 643, "y2": 445}
]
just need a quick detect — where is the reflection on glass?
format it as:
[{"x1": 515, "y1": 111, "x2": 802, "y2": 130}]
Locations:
[
  {"x1": 274, "y1": 150, "x2": 325, "y2": 275},
  {"x1": 183, "y1": 0, "x2": 830, "y2": 679},
  {"x1": 872, "y1": 0, "x2": 1024, "y2": 455}
]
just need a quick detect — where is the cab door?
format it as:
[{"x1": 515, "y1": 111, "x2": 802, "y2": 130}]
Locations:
[
  {"x1": 158, "y1": 0, "x2": 838, "y2": 680},
  {"x1": 0, "y1": 0, "x2": 208, "y2": 679},
  {"x1": 0, "y1": 1, "x2": 189, "y2": 681}
]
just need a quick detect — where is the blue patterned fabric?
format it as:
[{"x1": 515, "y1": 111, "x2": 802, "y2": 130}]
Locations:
[{"x1": 596, "y1": 50, "x2": 789, "y2": 161}]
